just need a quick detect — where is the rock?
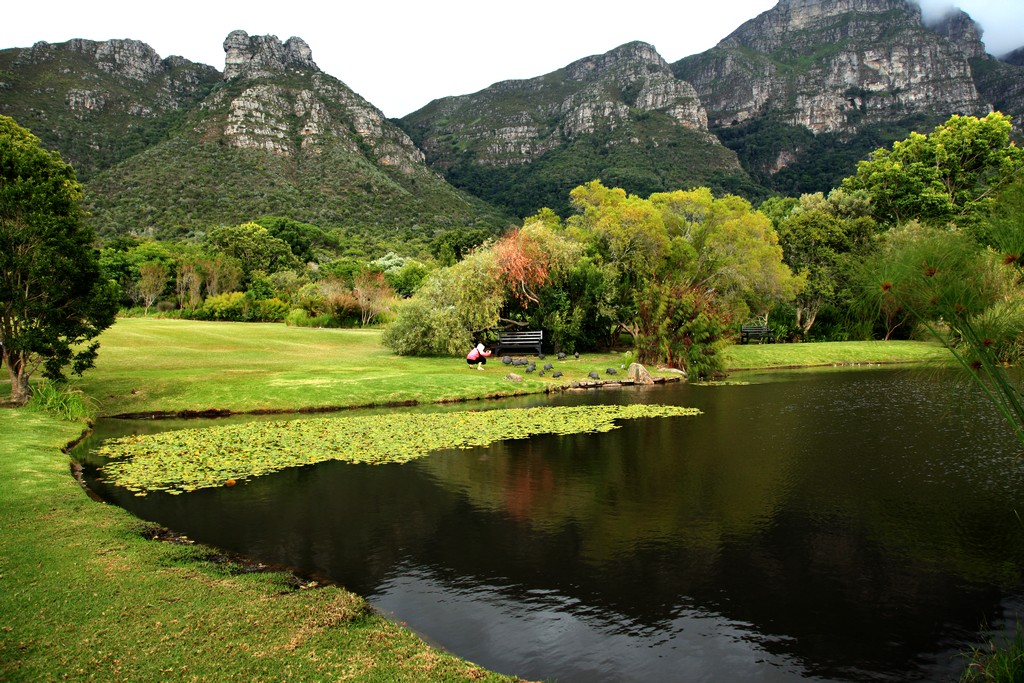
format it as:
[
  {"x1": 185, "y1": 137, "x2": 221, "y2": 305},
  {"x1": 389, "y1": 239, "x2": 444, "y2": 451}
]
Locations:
[
  {"x1": 627, "y1": 362, "x2": 655, "y2": 385},
  {"x1": 223, "y1": 30, "x2": 318, "y2": 81},
  {"x1": 504, "y1": 373, "x2": 523, "y2": 383},
  {"x1": 673, "y1": 0, "x2": 990, "y2": 134}
]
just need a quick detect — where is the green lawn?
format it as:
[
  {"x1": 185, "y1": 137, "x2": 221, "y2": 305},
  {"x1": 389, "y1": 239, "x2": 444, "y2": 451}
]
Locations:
[
  {"x1": 0, "y1": 318, "x2": 954, "y2": 681},
  {"x1": 723, "y1": 339, "x2": 952, "y2": 370},
  {"x1": 75, "y1": 318, "x2": 638, "y2": 417},
  {"x1": 0, "y1": 409, "x2": 523, "y2": 682}
]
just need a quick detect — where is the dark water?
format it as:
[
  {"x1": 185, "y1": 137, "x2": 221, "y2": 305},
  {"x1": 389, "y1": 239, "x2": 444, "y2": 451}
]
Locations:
[{"x1": 76, "y1": 368, "x2": 1024, "y2": 682}]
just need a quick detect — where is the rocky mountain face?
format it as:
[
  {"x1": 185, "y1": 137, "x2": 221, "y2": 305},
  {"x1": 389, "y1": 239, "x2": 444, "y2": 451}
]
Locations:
[
  {"x1": 199, "y1": 30, "x2": 427, "y2": 174},
  {"x1": 400, "y1": 41, "x2": 755, "y2": 217},
  {"x1": 670, "y1": 0, "x2": 1023, "y2": 194},
  {"x1": 0, "y1": 38, "x2": 220, "y2": 179},
  {"x1": 1, "y1": 32, "x2": 508, "y2": 238},
  {"x1": 673, "y1": 0, "x2": 989, "y2": 133}
]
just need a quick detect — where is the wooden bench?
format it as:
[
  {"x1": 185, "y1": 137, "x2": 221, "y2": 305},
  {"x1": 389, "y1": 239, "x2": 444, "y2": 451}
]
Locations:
[
  {"x1": 495, "y1": 330, "x2": 543, "y2": 356},
  {"x1": 740, "y1": 324, "x2": 774, "y2": 344}
]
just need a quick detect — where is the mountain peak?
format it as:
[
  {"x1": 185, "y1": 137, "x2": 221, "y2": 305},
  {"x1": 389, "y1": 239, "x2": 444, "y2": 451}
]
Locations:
[
  {"x1": 565, "y1": 41, "x2": 666, "y2": 81},
  {"x1": 223, "y1": 30, "x2": 318, "y2": 80},
  {"x1": 928, "y1": 8, "x2": 986, "y2": 58}
]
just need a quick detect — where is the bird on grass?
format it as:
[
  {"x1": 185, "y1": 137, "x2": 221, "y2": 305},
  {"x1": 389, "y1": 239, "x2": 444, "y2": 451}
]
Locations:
[
  {"x1": 557, "y1": 352, "x2": 566, "y2": 360},
  {"x1": 606, "y1": 368, "x2": 617, "y2": 375},
  {"x1": 543, "y1": 363, "x2": 553, "y2": 371},
  {"x1": 588, "y1": 371, "x2": 600, "y2": 380},
  {"x1": 552, "y1": 371, "x2": 563, "y2": 379},
  {"x1": 574, "y1": 352, "x2": 580, "y2": 360},
  {"x1": 502, "y1": 356, "x2": 512, "y2": 365}
]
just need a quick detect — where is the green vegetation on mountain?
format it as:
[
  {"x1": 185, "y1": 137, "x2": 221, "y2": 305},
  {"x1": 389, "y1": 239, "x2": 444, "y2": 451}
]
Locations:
[
  {"x1": 0, "y1": 41, "x2": 220, "y2": 180},
  {"x1": 441, "y1": 116, "x2": 765, "y2": 218},
  {"x1": 82, "y1": 63, "x2": 510, "y2": 239},
  {"x1": 401, "y1": 41, "x2": 756, "y2": 218}
]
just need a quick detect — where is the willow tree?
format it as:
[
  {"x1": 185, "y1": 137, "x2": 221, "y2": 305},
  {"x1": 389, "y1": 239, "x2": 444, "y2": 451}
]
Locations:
[{"x1": 0, "y1": 116, "x2": 118, "y2": 404}]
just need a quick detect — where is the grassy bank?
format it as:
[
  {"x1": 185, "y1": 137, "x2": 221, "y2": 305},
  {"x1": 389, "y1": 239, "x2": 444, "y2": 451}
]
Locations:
[
  {"x1": 723, "y1": 339, "x2": 951, "y2": 370},
  {"x1": 0, "y1": 318, "x2": 953, "y2": 681},
  {"x1": 0, "y1": 409, "x2": 522, "y2": 682}
]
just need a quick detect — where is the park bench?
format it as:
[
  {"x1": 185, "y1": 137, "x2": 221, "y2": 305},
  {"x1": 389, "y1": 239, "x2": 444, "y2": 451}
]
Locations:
[
  {"x1": 740, "y1": 324, "x2": 775, "y2": 344},
  {"x1": 495, "y1": 330, "x2": 543, "y2": 356}
]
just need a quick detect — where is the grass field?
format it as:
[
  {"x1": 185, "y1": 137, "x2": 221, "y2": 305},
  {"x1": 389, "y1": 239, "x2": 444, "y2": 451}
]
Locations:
[
  {"x1": 0, "y1": 318, "x2": 954, "y2": 681},
  {"x1": 74, "y1": 318, "x2": 644, "y2": 417},
  {"x1": 0, "y1": 410, "x2": 520, "y2": 682},
  {"x1": 723, "y1": 338, "x2": 951, "y2": 370},
  {"x1": 35, "y1": 317, "x2": 952, "y2": 418}
]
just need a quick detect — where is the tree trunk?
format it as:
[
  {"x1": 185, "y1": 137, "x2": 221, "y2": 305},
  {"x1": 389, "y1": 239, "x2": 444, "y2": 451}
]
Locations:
[{"x1": 6, "y1": 351, "x2": 31, "y2": 405}]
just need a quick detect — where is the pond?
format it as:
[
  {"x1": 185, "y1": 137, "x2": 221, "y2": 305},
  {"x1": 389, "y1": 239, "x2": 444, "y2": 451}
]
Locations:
[{"x1": 76, "y1": 367, "x2": 1024, "y2": 682}]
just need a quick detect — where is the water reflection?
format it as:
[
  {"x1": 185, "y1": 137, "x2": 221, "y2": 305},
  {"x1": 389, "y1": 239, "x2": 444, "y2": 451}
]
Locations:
[{"x1": 78, "y1": 368, "x2": 1024, "y2": 682}]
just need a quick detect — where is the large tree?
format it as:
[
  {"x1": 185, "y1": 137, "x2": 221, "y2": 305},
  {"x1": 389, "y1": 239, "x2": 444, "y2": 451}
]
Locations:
[
  {"x1": 0, "y1": 116, "x2": 119, "y2": 404},
  {"x1": 842, "y1": 113, "x2": 1024, "y2": 229}
]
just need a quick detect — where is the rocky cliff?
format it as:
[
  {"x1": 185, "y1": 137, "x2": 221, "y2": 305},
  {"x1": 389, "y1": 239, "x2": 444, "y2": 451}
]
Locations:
[
  {"x1": 669, "y1": 0, "x2": 1022, "y2": 195},
  {"x1": 204, "y1": 30, "x2": 426, "y2": 174},
  {"x1": 672, "y1": 0, "x2": 989, "y2": 133},
  {"x1": 401, "y1": 41, "x2": 754, "y2": 217},
  {"x1": 0, "y1": 38, "x2": 220, "y2": 178}
]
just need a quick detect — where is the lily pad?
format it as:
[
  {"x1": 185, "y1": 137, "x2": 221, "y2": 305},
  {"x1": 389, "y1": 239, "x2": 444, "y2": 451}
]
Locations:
[{"x1": 97, "y1": 404, "x2": 701, "y2": 495}]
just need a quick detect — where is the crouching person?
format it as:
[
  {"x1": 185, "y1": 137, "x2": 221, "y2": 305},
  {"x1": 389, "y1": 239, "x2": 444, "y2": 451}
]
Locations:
[{"x1": 466, "y1": 343, "x2": 491, "y2": 370}]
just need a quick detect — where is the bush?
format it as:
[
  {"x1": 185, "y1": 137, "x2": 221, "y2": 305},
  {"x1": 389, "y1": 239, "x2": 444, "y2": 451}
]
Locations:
[
  {"x1": 257, "y1": 297, "x2": 290, "y2": 322},
  {"x1": 381, "y1": 297, "x2": 471, "y2": 355},
  {"x1": 202, "y1": 292, "x2": 247, "y2": 320}
]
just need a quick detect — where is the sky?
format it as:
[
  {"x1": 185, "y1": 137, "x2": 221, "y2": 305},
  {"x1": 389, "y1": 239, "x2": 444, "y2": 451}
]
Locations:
[{"x1": 2, "y1": 0, "x2": 1022, "y2": 119}]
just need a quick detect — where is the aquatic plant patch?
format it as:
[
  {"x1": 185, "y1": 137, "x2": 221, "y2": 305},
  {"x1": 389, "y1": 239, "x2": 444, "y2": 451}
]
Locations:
[{"x1": 97, "y1": 404, "x2": 701, "y2": 495}]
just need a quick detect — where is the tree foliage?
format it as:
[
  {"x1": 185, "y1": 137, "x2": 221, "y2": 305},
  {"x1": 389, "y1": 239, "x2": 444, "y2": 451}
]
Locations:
[
  {"x1": 842, "y1": 113, "x2": 1024, "y2": 229},
  {"x1": 0, "y1": 115, "x2": 118, "y2": 404}
]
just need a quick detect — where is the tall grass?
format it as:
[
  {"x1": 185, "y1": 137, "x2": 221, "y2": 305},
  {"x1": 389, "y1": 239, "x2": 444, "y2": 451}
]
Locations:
[
  {"x1": 27, "y1": 379, "x2": 96, "y2": 421},
  {"x1": 960, "y1": 627, "x2": 1024, "y2": 682}
]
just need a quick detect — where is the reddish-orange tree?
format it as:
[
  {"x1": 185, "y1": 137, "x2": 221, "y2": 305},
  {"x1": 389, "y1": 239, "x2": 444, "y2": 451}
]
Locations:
[{"x1": 493, "y1": 228, "x2": 552, "y2": 306}]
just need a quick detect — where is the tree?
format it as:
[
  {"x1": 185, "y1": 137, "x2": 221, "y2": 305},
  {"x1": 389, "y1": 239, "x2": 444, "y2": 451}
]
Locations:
[
  {"x1": 352, "y1": 271, "x2": 395, "y2": 327},
  {"x1": 0, "y1": 116, "x2": 118, "y2": 404},
  {"x1": 383, "y1": 249, "x2": 503, "y2": 355},
  {"x1": 205, "y1": 222, "x2": 298, "y2": 282},
  {"x1": 650, "y1": 188, "x2": 803, "y2": 322},
  {"x1": 135, "y1": 261, "x2": 169, "y2": 314},
  {"x1": 773, "y1": 193, "x2": 876, "y2": 336},
  {"x1": 842, "y1": 113, "x2": 1024, "y2": 229}
]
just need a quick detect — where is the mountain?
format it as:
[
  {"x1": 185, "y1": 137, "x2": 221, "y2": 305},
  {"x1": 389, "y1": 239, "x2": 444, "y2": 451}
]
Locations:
[
  {"x1": 0, "y1": 38, "x2": 220, "y2": 180},
  {"x1": 671, "y1": 0, "x2": 1023, "y2": 195},
  {"x1": 400, "y1": 41, "x2": 759, "y2": 218},
  {"x1": 1004, "y1": 47, "x2": 1024, "y2": 68},
  {"x1": 0, "y1": 32, "x2": 510, "y2": 240}
]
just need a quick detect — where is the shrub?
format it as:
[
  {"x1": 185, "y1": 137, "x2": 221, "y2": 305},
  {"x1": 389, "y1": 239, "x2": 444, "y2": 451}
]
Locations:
[
  {"x1": 257, "y1": 297, "x2": 290, "y2": 322},
  {"x1": 202, "y1": 292, "x2": 247, "y2": 320}
]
